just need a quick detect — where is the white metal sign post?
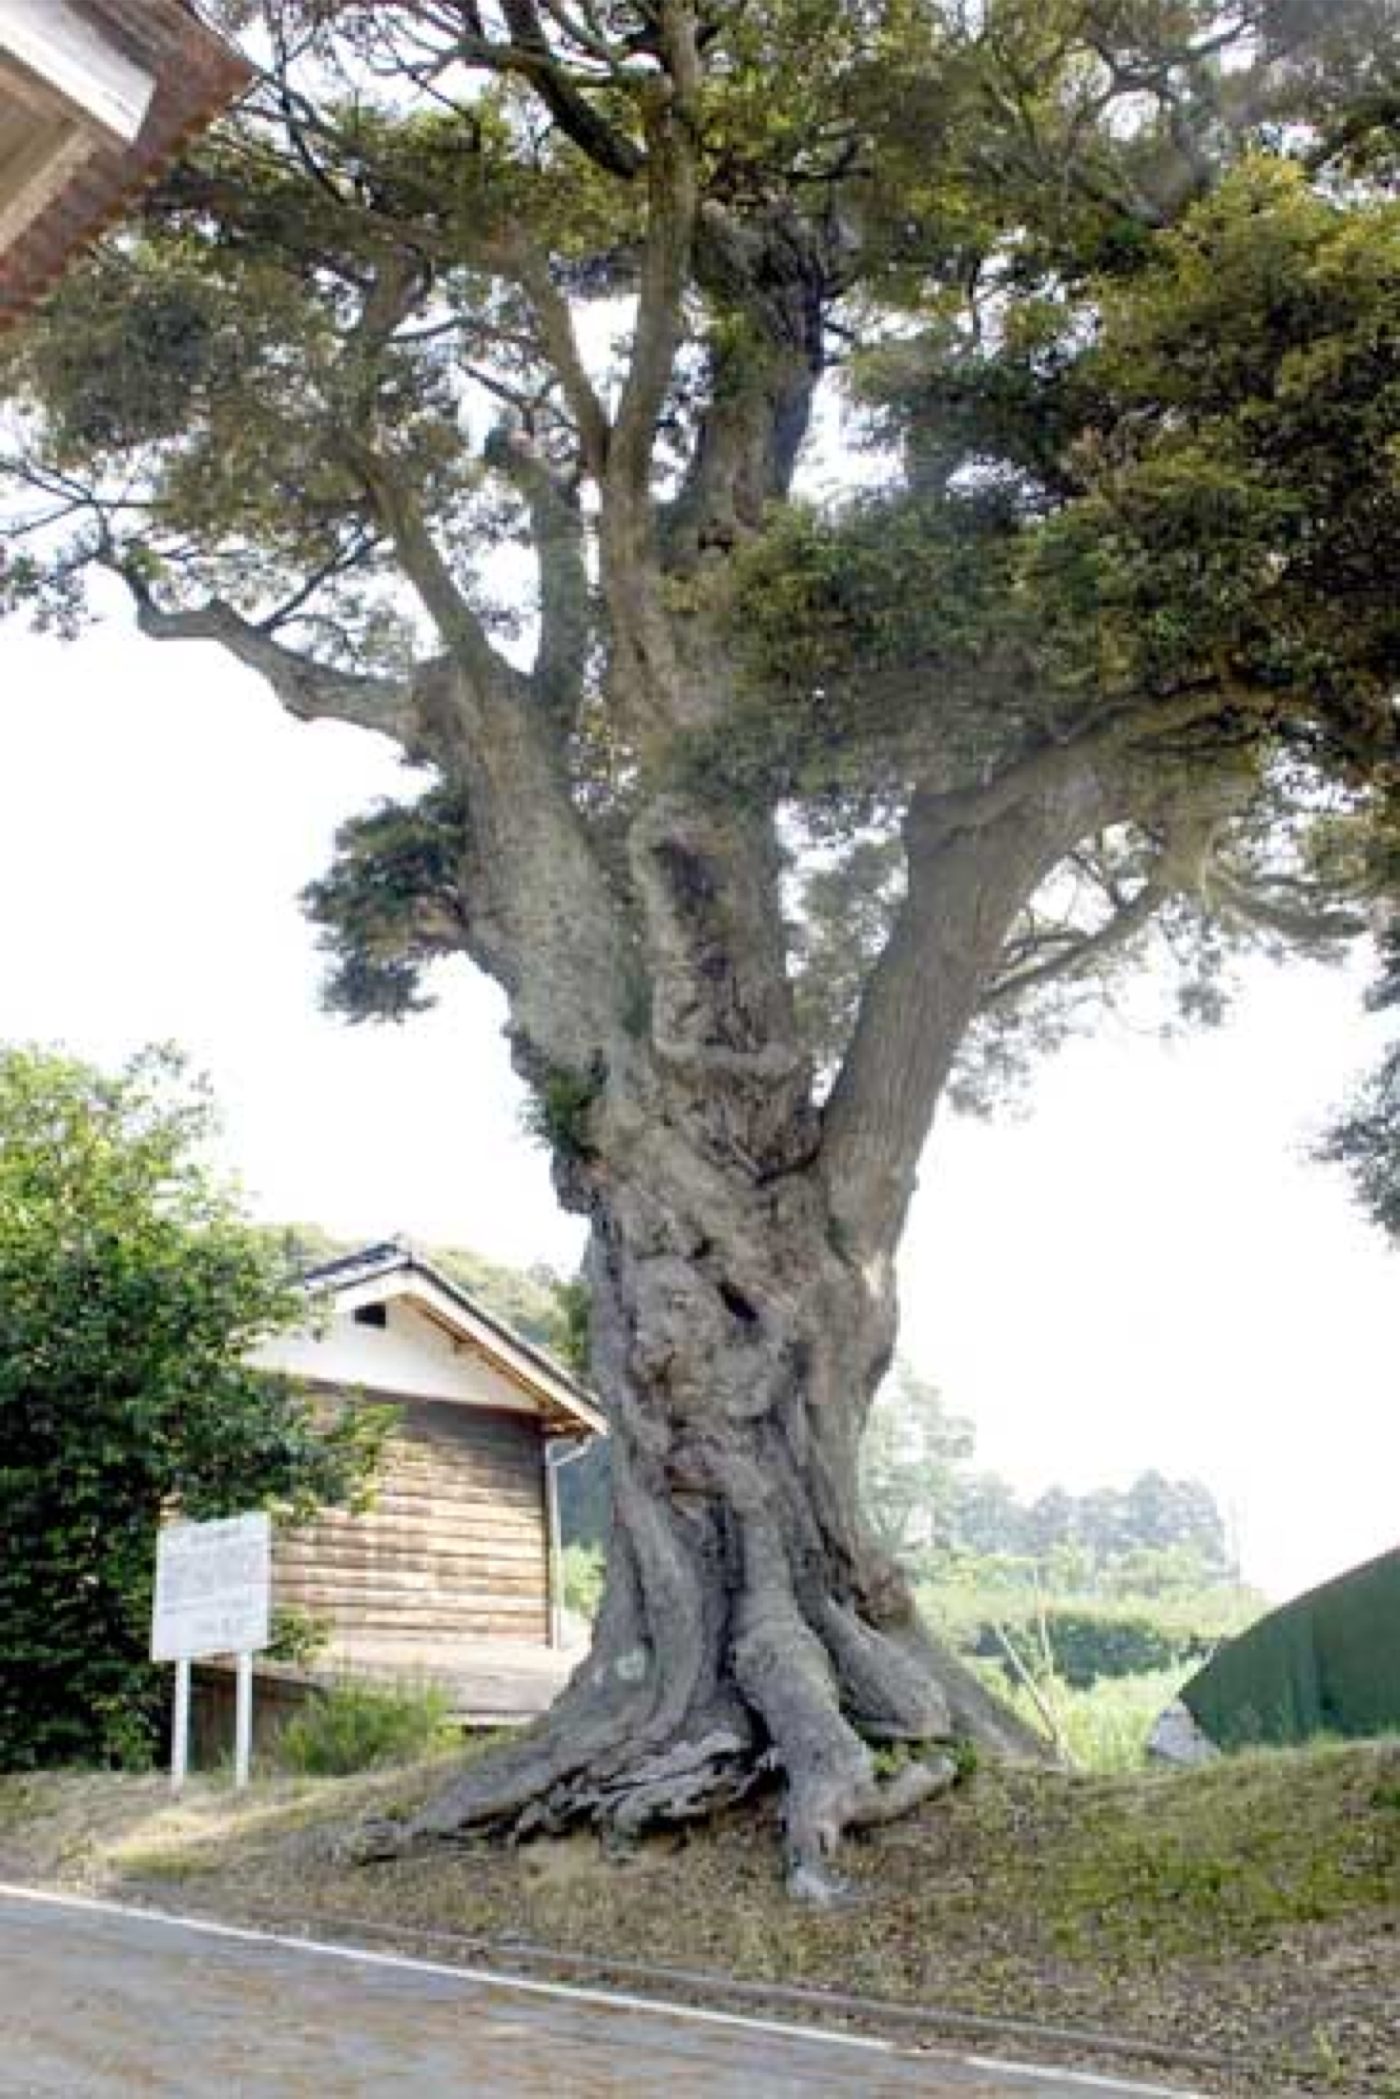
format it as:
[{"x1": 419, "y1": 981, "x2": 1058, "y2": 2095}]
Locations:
[{"x1": 151, "y1": 1513, "x2": 271, "y2": 1792}]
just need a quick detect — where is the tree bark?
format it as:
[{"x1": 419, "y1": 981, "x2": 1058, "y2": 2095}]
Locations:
[
  {"x1": 393, "y1": 1106, "x2": 1043, "y2": 1898},
  {"x1": 369, "y1": 779, "x2": 1053, "y2": 1900}
]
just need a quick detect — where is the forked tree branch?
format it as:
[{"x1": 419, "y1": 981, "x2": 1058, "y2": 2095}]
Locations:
[
  {"x1": 915, "y1": 680, "x2": 1266, "y2": 849},
  {"x1": 607, "y1": 8, "x2": 701, "y2": 503},
  {"x1": 498, "y1": 236, "x2": 612, "y2": 478},
  {"x1": 344, "y1": 441, "x2": 514, "y2": 698},
  {"x1": 819, "y1": 665, "x2": 1306, "y2": 1261},
  {"x1": 823, "y1": 768, "x2": 1115, "y2": 1263},
  {"x1": 495, "y1": 0, "x2": 646, "y2": 178},
  {"x1": 983, "y1": 870, "x2": 1173, "y2": 1008},
  {"x1": 105, "y1": 557, "x2": 416, "y2": 741},
  {"x1": 820, "y1": 678, "x2": 1283, "y2": 1259},
  {"x1": 486, "y1": 426, "x2": 591, "y2": 723},
  {"x1": 112, "y1": 544, "x2": 629, "y2": 1070},
  {"x1": 1208, "y1": 865, "x2": 1368, "y2": 946}
]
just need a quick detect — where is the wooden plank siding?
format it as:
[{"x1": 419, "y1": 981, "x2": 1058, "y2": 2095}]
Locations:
[{"x1": 275, "y1": 1391, "x2": 551, "y2": 1649}]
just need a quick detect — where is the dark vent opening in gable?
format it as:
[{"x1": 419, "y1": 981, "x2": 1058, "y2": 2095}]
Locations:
[{"x1": 353, "y1": 1303, "x2": 388, "y2": 1328}]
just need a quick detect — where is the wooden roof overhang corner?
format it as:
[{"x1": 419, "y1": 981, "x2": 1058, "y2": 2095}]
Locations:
[
  {"x1": 0, "y1": 0, "x2": 251, "y2": 332},
  {"x1": 297, "y1": 1241, "x2": 607, "y2": 1444}
]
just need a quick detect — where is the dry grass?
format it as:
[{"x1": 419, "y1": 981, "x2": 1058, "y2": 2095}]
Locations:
[{"x1": 3, "y1": 1741, "x2": 1399, "y2": 2096}]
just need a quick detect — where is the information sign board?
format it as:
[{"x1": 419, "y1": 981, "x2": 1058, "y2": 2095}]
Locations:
[{"x1": 151, "y1": 1512, "x2": 271, "y2": 1663}]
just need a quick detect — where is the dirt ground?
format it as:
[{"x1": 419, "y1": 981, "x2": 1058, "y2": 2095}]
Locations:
[{"x1": 2, "y1": 1740, "x2": 1398, "y2": 2097}]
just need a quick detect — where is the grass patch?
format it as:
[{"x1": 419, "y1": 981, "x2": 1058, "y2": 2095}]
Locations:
[
  {"x1": 274, "y1": 1678, "x2": 457, "y2": 1778},
  {"x1": 1032, "y1": 1742, "x2": 1400, "y2": 1959},
  {"x1": 116, "y1": 1846, "x2": 223, "y2": 1883},
  {"x1": 998, "y1": 1664, "x2": 1193, "y2": 1772}
]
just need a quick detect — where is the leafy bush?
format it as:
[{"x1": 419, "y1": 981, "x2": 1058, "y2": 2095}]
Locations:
[
  {"x1": 275, "y1": 1678, "x2": 456, "y2": 1776},
  {"x1": 265, "y1": 1608, "x2": 333, "y2": 1669},
  {"x1": 918, "y1": 1566, "x2": 1261, "y2": 1688},
  {"x1": 977, "y1": 1602, "x2": 1217, "y2": 1688},
  {"x1": 562, "y1": 1540, "x2": 606, "y2": 1619},
  {"x1": 0, "y1": 1046, "x2": 387, "y2": 1773}
]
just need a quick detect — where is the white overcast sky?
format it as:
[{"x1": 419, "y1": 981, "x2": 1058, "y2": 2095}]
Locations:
[{"x1": 0, "y1": 608, "x2": 1395, "y2": 1605}]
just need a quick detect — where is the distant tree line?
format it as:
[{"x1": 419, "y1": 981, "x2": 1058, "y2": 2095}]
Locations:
[
  {"x1": 559, "y1": 1359, "x2": 1235, "y2": 1592},
  {"x1": 856, "y1": 1368, "x2": 1257, "y2": 1691},
  {"x1": 864, "y1": 1366, "x2": 1234, "y2": 1588}
]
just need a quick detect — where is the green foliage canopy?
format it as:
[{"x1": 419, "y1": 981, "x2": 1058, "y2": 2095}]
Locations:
[
  {"x1": 1318, "y1": 910, "x2": 1400, "y2": 1237},
  {"x1": 1, "y1": 4, "x2": 1397, "y2": 1093}
]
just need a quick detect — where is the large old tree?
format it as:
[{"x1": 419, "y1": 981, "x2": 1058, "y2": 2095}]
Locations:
[{"x1": 3, "y1": 1, "x2": 1400, "y2": 1893}]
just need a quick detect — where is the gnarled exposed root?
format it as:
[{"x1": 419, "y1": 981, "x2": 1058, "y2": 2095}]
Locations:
[
  {"x1": 344, "y1": 1699, "x2": 760, "y2": 1865},
  {"x1": 343, "y1": 1264, "x2": 1047, "y2": 1889},
  {"x1": 731, "y1": 1520, "x2": 961, "y2": 1901},
  {"x1": 347, "y1": 1676, "x2": 954, "y2": 1902},
  {"x1": 345, "y1": 1507, "x2": 1026, "y2": 1896}
]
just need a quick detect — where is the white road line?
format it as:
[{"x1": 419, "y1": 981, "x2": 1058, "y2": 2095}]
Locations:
[
  {"x1": 0, "y1": 1879, "x2": 1201, "y2": 2097},
  {"x1": 967, "y1": 2060, "x2": 1201, "y2": 2099}
]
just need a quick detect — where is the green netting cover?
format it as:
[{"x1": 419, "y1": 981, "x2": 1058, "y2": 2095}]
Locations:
[{"x1": 1182, "y1": 1546, "x2": 1400, "y2": 1751}]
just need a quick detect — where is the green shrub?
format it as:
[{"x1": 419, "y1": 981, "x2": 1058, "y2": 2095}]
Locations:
[
  {"x1": 562, "y1": 1540, "x2": 606, "y2": 1620},
  {"x1": 265, "y1": 1608, "x2": 332, "y2": 1668},
  {"x1": 0, "y1": 1045, "x2": 387, "y2": 1774},
  {"x1": 981, "y1": 1603, "x2": 1214, "y2": 1687},
  {"x1": 917, "y1": 1569, "x2": 1261, "y2": 1688},
  {"x1": 275, "y1": 1678, "x2": 456, "y2": 1776}
]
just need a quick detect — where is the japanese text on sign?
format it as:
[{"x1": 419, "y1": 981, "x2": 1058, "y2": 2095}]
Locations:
[{"x1": 151, "y1": 1512, "x2": 271, "y2": 1662}]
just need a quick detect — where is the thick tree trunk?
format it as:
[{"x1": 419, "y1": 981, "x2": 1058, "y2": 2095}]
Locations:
[
  {"x1": 346, "y1": 595, "x2": 1077, "y2": 1892},
  {"x1": 382, "y1": 1101, "x2": 1044, "y2": 1899}
]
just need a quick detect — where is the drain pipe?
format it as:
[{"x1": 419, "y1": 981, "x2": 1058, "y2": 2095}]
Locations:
[{"x1": 544, "y1": 1436, "x2": 592, "y2": 1649}]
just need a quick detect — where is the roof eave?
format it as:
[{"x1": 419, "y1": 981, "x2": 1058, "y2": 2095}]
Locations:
[
  {"x1": 0, "y1": 0, "x2": 253, "y2": 332},
  {"x1": 298, "y1": 1243, "x2": 605, "y2": 1441}
]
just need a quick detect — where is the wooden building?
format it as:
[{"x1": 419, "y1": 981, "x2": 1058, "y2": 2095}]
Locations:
[
  {"x1": 247, "y1": 1242, "x2": 603, "y2": 1720},
  {"x1": 0, "y1": 0, "x2": 249, "y2": 330}
]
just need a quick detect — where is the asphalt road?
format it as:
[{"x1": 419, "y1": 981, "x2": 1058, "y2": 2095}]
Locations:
[{"x1": 0, "y1": 1886, "x2": 1198, "y2": 2098}]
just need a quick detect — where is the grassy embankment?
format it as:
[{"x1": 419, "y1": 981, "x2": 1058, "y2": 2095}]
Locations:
[{"x1": 2, "y1": 1736, "x2": 1398, "y2": 2095}]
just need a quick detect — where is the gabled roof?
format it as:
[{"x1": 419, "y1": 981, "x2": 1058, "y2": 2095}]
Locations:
[
  {"x1": 0, "y1": 0, "x2": 251, "y2": 331},
  {"x1": 298, "y1": 1239, "x2": 604, "y2": 1441}
]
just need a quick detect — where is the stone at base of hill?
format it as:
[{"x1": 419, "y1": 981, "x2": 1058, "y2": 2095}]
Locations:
[{"x1": 1148, "y1": 1698, "x2": 1221, "y2": 1767}]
